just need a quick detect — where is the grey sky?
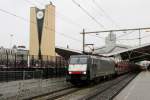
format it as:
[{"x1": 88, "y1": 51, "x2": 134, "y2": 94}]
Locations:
[{"x1": 0, "y1": 0, "x2": 150, "y2": 50}]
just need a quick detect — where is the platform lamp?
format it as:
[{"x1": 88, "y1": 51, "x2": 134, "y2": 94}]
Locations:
[{"x1": 10, "y1": 34, "x2": 14, "y2": 49}]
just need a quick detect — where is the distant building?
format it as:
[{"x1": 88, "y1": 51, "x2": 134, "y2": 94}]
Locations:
[
  {"x1": 16, "y1": 45, "x2": 28, "y2": 55},
  {"x1": 0, "y1": 46, "x2": 28, "y2": 56},
  {"x1": 29, "y1": 3, "x2": 55, "y2": 59},
  {"x1": 94, "y1": 32, "x2": 131, "y2": 55}
]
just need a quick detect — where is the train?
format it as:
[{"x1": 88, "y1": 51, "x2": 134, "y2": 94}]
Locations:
[{"x1": 66, "y1": 55, "x2": 140, "y2": 85}]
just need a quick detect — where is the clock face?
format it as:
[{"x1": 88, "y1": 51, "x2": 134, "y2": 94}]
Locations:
[{"x1": 37, "y1": 11, "x2": 44, "y2": 19}]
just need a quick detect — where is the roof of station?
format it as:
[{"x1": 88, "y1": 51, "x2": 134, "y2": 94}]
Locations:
[
  {"x1": 55, "y1": 43, "x2": 150, "y2": 62},
  {"x1": 102, "y1": 43, "x2": 150, "y2": 62},
  {"x1": 55, "y1": 46, "x2": 82, "y2": 59}
]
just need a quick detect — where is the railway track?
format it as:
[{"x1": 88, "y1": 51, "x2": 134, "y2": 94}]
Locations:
[
  {"x1": 28, "y1": 73, "x2": 139, "y2": 100},
  {"x1": 30, "y1": 86, "x2": 80, "y2": 100},
  {"x1": 29, "y1": 81, "x2": 91, "y2": 100},
  {"x1": 79, "y1": 73, "x2": 138, "y2": 100},
  {"x1": 55, "y1": 73, "x2": 139, "y2": 100}
]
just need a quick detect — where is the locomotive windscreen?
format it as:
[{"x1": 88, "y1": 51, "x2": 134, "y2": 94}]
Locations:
[{"x1": 70, "y1": 57, "x2": 87, "y2": 64}]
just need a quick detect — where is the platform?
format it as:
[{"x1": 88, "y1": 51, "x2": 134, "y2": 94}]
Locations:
[{"x1": 114, "y1": 71, "x2": 150, "y2": 100}]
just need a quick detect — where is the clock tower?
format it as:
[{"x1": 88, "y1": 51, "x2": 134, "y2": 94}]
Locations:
[{"x1": 29, "y1": 3, "x2": 55, "y2": 59}]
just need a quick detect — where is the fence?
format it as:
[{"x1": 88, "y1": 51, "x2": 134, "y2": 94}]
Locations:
[
  {"x1": 0, "y1": 54, "x2": 69, "y2": 81},
  {"x1": 0, "y1": 54, "x2": 68, "y2": 69}
]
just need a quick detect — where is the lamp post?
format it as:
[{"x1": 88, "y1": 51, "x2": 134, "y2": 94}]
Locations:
[{"x1": 10, "y1": 34, "x2": 13, "y2": 49}]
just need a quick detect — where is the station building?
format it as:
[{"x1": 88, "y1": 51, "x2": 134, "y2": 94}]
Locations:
[{"x1": 0, "y1": 46, "x2": 28, "y2": 56}]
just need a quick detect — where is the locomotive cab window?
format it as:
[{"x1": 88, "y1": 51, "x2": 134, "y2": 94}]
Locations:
[{"x1": 70, "y1": 57, "x2": 87, "y2": 64}]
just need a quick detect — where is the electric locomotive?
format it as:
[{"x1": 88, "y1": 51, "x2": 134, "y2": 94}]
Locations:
[{"x1": 66, "y1": 55, "x2": 116, "y2": 84}]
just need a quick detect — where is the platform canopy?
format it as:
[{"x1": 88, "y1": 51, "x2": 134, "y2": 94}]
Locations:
[
  {"x1": 55, "y1": 43, "x2": 150, "y2": 62},
  {"x1": 55, "y1": 46, "x2": 82, "y2": 60},
  {"x1": 103, "y1": 43, "x2": 150, "y2": 62},
  {"x1": 82, "y1": 27, "x2": 150, "y2": 63}
]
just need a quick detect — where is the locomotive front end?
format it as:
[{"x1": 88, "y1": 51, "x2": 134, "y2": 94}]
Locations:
[{"x1": 66, "y1": 55, "x2": 89, "y2": 84}]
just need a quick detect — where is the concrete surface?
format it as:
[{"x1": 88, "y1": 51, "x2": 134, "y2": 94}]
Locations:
[
  {"x1": 114, "y1": 71, "x2": 150, "y2": 100},
  {"x1": 0, "y1": 77, "x2": 70, "y2": 100}
]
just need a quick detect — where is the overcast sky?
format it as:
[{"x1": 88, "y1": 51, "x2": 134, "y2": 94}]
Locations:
[{"x1": 0, "y1": 0, "x2": 150, "y2": 51}]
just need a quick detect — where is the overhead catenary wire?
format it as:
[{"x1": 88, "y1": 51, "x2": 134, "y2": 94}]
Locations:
[
  {"x1": 0, "y1": 7, "x2": 82, "y2": 44},
  {"x1": 92, "y1": 0, "x2": 119, "y2": 28},
  {"x1": 117, "y1": 33, "x2": 150, "y2": 41},
  {"x1": 141, "y1": 34, "x2": 150, "y2": 39},
  {"x1": 24, "y1": 0, "x2": 36, "y2": 6},
  {"x1": 16, "y1": 1, "x2": 84, "y2": 43},
  {"x1": 31, "y1": 0, "x2": 106, "y2": 40},
  {"x1": 31, "y1": 0, "x2": 92, "y2": 42},
  {"x1": 113, "y1": 28, "x2": 148, "y2": 40},
  {"x1": 25, "y1": 0, "x2": 107, "y2": 52},
  {"x1": 34, "y1": 0, "x2": 46, "y2": 6},
  {"x1": 0, "y1": 9, "x2": 28, "y2": 22},
  {"x1": 31, "y1": 0, "x2": 150, "y2": 46},
  {"x1": 31, "y1": 0, "x2": 83, "y2": 29},
  {"x1": 72, "y1": 0, "x2": 105, "y2": 28},
  {"x1": 117, "y1": 38, "x2": 138, "y2": 41},
  {"x1": 5, "y1": 0, "x2": 150, "y2": 50},
  {"x1": 26, "y1": 0, "x2": 91, "y2": 30},
  {"x1": 117, "y1": 30, "x2": 135, "y2": 39},
  {"x1": 56, "y1": 11, "x2": 87, "y2": 29},
  {"x1": 88, "y1": 34, "x2": 105, "y2": 40},
  {"x1": 129, "y1": 50, "x2": 150, "y2": 61}
]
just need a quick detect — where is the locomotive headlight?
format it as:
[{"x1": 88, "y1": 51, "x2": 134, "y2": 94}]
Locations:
[
  {"x1": 83, "y1": 71, "x2": 86, "y2": 74},
  {"x1": 69, "y1": 72, "x2": 72, "y2": 74}
]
